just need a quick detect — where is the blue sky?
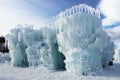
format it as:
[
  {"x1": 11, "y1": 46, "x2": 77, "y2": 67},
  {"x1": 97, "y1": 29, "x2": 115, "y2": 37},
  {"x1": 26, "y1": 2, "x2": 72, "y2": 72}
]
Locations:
[
  {"x1": 18, "y1": 0, "x2": 100, "y2": 18},
  {"x1": 0, "y1": 0, "x2": 120, "y2": 46}
]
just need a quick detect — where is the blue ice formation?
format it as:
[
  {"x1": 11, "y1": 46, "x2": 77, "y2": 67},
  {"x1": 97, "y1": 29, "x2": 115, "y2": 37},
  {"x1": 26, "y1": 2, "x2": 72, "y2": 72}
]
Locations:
[
  {"x1": 7, "y1": 4, "x2": 114, "y2": 75},
  {"x1": 7, "y1": 25, "x2": 65, "y2": 70},
  {"x1": 54, "y1": 4, "x2": 114, "y2": 75},
  {"x1": 6, "y1": 25, "x2": 33, "y2": 67}
]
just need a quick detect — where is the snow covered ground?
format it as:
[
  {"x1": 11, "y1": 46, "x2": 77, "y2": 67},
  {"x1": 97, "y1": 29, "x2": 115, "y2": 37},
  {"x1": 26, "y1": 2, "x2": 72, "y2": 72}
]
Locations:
[{"x1": 0, "y1": 60, "x2": 120, "y2": 80}]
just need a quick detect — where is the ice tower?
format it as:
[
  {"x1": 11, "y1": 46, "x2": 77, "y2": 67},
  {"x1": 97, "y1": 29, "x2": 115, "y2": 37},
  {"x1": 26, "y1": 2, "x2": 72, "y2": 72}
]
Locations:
[{"x1": 54, "y1": 4, "x2": 114, "y2": 75}]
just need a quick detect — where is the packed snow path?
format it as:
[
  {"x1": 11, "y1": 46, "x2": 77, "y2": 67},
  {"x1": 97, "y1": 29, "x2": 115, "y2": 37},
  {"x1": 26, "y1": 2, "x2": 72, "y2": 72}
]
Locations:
[{"x1": 0, "y1": 61, "x2": 120, "y2": 80}]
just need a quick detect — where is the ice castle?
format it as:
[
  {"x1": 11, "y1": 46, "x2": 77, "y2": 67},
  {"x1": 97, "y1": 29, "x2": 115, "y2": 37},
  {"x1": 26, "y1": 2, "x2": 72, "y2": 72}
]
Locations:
[{"x1": 7, "y1": 4, "x2": 114, "y2": 75}]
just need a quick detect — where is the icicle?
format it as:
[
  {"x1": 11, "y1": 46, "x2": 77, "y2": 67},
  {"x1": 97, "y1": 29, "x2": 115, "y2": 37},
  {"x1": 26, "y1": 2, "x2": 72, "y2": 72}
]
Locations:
[
  {"x1": 95, "y1": 9, "x2": 100, "y2": 18},
  {"x1": 56, "y1": 4, "x2": 100, "y2": 19},
  {"x1": 78, "y1": 5, "x2": 81, "y2": 12},
  {"x1": 80, "y1": 4, "x2": 84, "y2": 12},
  {"x1": 91, "y1": 7, "x2": 93, "y2": 15},
  {"x1": 72, "y1": 7, "x2": 75, "y2": 14},
  {"x1": 84, "y1": 5, "x2": 87, "y2": 13},
  {"x1": 87, "y1": 6, "x2": 90, "y2": 14},
  {"x1": 75, "y1": 6, "x2": 78, "y2": 13},
  {"x1": 96, "y1": 9, "x2": 100, "y2": 18},
  {"x1": 18, "y1": 32, "x2": 21, "y2": 42},
  {"x1": 65, "y1": 9, "x2": 68, "y2": 16},
  {"x1": 62, "y1": 12, "x2": 65, "y2": 17},
  {"x1": 69, "y1": 9, "x2": 72, "y2": 15},
  {"x1": 92, "y1": 8, "x2": 96, "y2": 15}
]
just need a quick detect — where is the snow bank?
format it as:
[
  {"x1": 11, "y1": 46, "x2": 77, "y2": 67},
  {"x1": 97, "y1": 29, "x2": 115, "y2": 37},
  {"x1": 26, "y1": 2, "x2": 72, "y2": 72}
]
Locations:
[{"x1": 0, "y1": 61, "x2": 120, "y2": 80}]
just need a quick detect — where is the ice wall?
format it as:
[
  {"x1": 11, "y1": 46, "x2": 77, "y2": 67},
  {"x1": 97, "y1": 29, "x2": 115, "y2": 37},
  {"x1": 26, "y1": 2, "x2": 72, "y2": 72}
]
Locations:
[
  {"x1": 7, "y1": 25, "x2": 65, "y2": 70},
  {"x1": 54, "y1": 4, "x2": 114, "y2": 75},
  {"x1": 7, "y1": 25, "x2": 33, "y2": 67}
]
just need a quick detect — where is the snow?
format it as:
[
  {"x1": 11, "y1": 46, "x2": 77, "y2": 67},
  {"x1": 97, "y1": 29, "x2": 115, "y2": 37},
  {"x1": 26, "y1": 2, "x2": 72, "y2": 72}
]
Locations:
[{"x1": 0, "y1": 61, "x2": 120, "y2": 80}]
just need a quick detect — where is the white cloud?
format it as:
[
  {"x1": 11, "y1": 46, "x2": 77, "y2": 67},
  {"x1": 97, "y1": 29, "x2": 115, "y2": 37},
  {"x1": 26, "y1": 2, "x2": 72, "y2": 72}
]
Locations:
[
  {"x1": 98, "y1": 0, "x2": 120, "y2": 46},
  {"x1": 98, "y1": 0, "x2": 120, "y2": 26},
  {"x1": 0, "y1": 0, "x2": 47, "y2": 36},
  {"x1": 104, "y1": 26, "x2": 120, "y2": 47},
  {"x1": 98, "y1": 0, "x2": 120, "y2": 21},
  {"x1": 105, "y1": 26, "x2": 120, "y2": 38},
  {"x1": 102, "y1": 18, "x2": 119, "y2": 26}
]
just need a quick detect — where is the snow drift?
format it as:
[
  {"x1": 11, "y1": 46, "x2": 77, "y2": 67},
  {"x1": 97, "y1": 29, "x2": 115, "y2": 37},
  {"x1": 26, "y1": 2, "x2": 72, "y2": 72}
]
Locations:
[{"x1": 7, "y1": 4, "x2": 114, "y2": 75}]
